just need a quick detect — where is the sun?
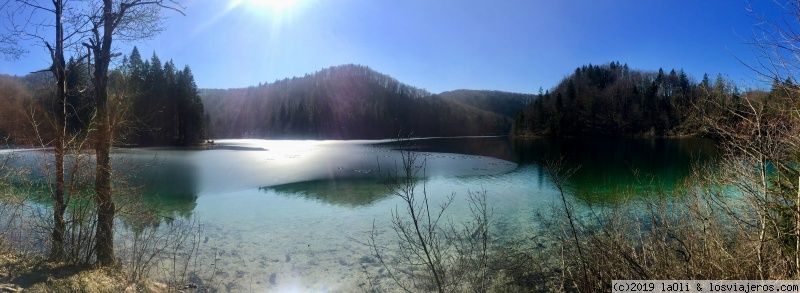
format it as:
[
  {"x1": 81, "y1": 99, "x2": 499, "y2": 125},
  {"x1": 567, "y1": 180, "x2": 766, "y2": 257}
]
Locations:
[{"x1": 231, "y1": 0, "x2": 299, "y2": 13}]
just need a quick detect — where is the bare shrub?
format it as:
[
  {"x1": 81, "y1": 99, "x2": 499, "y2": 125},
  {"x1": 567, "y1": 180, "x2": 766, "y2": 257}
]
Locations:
[
  {"x1": 368, "y1": 139, "x2": 495, "y2": 292},
  {"x1": 117, "y1": 215, "x2": 204, "y2": 291},
  {"x1": 529, "y1": 153, "x2": 800, "y2": 292}
]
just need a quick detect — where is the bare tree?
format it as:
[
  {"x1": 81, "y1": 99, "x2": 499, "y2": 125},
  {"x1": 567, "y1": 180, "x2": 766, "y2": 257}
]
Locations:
[
  {"x1": 542, "y1": 157, "x2": 589, "y2": 290},
  {"x1": 81, "y1": 0, "x2": 183, "y2": 267},
  {"x1": 368, "y1": 139, "x2": 494, "y2": 292},
  {"x1": 0, "y1": 0, "x2": 95, "y2": 261},
  {"x1": 0, "y1": 1, "x2": 29, "y2": 59},
  {"x1": 3, "y1": 0, "x2": 185, "y2": 266},
  {"x1": 729, "y1": 0, "x2": 800, "y2": 277}
]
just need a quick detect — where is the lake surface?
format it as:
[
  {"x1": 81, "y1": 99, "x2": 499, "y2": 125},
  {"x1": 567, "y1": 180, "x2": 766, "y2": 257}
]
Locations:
[
  {"x1": 112, "y1": 136, "x2": 717, "y2": 291},
  {"x1": 5, "y1": 137, "x2": 719, "y2": 292}
]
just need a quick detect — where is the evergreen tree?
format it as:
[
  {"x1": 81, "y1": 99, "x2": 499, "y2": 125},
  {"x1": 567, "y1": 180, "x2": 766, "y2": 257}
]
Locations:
[
  {"x1": 65, "y1": 57, "x2": 93, "y2": 134},
  {"x1": 118, "y1": 49, "x2": 206, "y2": 146},
  {"x1": 512, "y1": 61, "x2": 742, "y2": 137}
]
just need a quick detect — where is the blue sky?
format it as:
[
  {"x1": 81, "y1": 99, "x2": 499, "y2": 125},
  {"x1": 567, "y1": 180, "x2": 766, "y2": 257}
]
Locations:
[{"x1": 0, "y1": 0, "x2": 783, "y2": 93}]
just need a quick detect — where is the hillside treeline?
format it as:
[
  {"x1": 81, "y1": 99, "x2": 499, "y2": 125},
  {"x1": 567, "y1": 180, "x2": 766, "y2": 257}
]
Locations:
[
  {"x1": 202, "y1": 64, "x2": 532, "y2": 139},
  {"x1": 437, "y1": 89, "x2": 532, "y2": 118},
  {"x1": 119, "y1": 47, "x2": 206, "y2": 146},
  {"x1": 0, "y1": 48, "x2": 206, "y2": 147},
  {"x1": 512, "y1": 61, "x2": 742, "y2": 137},
  {"x1": 0, "y1": 75, "x2": 36, "y2": 144}
]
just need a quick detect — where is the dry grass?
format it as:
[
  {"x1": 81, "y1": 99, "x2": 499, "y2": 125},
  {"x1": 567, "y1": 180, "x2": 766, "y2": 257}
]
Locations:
[{"x1": 0, "y1": 253, "x2": 169, "y2": 292}]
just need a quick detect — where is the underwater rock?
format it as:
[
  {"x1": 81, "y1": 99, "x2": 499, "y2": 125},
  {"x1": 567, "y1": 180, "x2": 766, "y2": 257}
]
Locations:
[
  {"x1": 177, "y1": 283, "x2": 198, "y2": 292},
  {"x1": 359, "y1": 256, "x2": 376, "y2": 264},
  {"x1": 0, "y1": 284, "x2": 22, "y2": 292},
  {"x1": 269, "y1": 272, "x2": 277, "y2": 285}
]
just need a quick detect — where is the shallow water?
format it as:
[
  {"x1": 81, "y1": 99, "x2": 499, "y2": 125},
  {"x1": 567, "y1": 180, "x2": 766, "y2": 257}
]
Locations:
[{"x1": 3, "y1": 137, "x2": 718, "y2": 292}]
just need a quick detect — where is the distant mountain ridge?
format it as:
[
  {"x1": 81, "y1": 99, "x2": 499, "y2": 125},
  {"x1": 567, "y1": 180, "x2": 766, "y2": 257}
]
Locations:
[
  {"x1": 201, "y1": 64, "x2": 534, "y2": 139},
  {"x1": 436, "y1": 89, "x2": 533, "y2": 118}
]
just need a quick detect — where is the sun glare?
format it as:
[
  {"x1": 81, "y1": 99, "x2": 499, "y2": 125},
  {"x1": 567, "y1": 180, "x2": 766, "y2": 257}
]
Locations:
[{"x1": 232, "y1": 0, "x2": 299, "y2": 13}]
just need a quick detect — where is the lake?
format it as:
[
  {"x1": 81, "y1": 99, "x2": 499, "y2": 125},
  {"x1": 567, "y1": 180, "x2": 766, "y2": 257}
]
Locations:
[{"x1": 6, "y1": 137, "x2": 719, "y2": 292}]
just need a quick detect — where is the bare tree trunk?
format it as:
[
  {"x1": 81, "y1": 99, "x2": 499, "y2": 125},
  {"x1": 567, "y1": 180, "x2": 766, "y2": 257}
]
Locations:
[
  {"x1": 50, "y1": 0, "x2": 68, "y2": 261},
  {"x1": 51, "y1": 143, "x2": 66, "y2": 260},
  {"x1": 91, "y1": 0, "x2": 116, "y2": 265},
  {"x1": 92, "y1": 61, "x2": 115, "y2": 266},
  {"x1": 83, "y1": 0, "x2": 183, "y2": 267},
  {"x1": 94, "y1": 123, "x2": 115, "y2": 266}
]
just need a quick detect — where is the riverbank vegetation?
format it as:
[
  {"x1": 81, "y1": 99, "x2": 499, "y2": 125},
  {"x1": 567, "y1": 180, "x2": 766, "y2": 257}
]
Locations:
[
  {"x1": 0, "y1": 1, "x2": 214, "y2": 291},
  {"x1": 520, "y1": 75, "x2": 800, "y2": 290}
]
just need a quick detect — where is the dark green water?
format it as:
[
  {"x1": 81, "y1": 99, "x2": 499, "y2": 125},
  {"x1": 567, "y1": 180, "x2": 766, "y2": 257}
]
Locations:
[
  {"x1": 378, "y1": 136, "x2": 718, "y2": 201},
  {"x1": 514, "y1": 137, "x2": 717, "y2": 200}
]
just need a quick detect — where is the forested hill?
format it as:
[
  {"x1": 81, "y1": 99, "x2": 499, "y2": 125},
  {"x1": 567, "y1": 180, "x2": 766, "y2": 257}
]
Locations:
[
  {"x1": 512, "y1": 61, "x2": 740, "y2": 137},
  {"x1": 202, "y1": 64, "x2": 530, "y2": 139},
  {"x1": 436, "y1": 90, "x2": 533, "y2": 118}
]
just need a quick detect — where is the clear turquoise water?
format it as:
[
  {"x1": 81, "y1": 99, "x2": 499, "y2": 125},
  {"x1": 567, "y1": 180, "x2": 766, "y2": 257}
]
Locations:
[{"x1": 5, "y1": 137, "x2": 718, "y2": 292}]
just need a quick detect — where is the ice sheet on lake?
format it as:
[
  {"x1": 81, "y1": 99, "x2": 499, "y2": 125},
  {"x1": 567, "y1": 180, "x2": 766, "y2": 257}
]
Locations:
[{"x1": 126, "y1": 139, "x2": 518, "y2": 196}]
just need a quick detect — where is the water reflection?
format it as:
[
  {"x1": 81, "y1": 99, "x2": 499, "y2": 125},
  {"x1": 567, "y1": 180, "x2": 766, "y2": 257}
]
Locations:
[
  {"x1": 380, "y1": 136, "x2": 719, "y2": 202},
  {"x1": 119, "y1": 150, "x2": 199, "y2": 221},
  {"x1": 511, "y1": 137, "x2": 719, "y2": 201},
  {"x1": 122, "y1": 137, "x2": 718, "y2": 210},
  {"x1": 2, "y1": 138, "x2": 721, "y2": 292},
  {"x1": 375, "y1": 136, "x2": 518, "y2": 162},
  {"x1": 261, "y1": 178, "x2": 393, "y2": 207}
]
